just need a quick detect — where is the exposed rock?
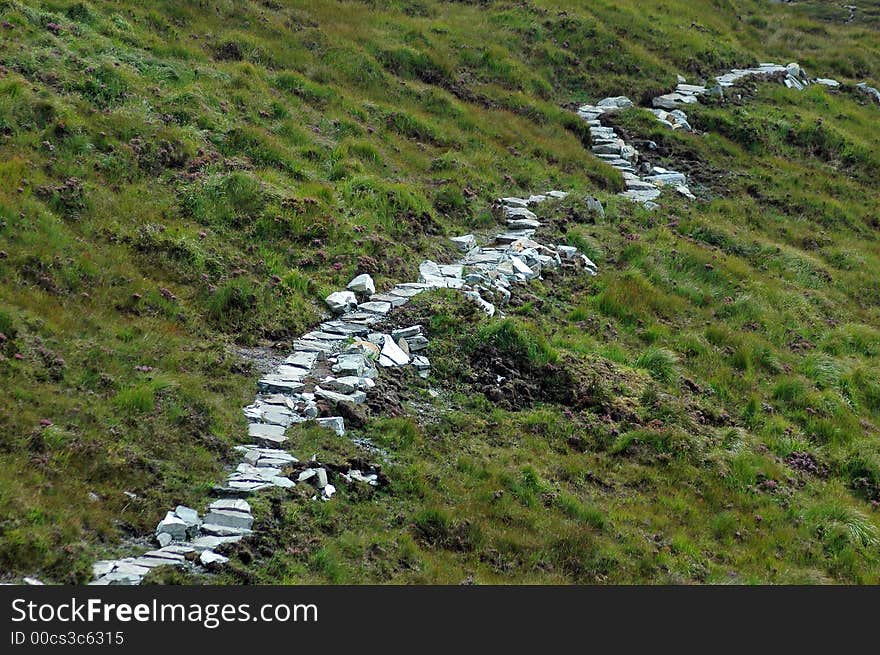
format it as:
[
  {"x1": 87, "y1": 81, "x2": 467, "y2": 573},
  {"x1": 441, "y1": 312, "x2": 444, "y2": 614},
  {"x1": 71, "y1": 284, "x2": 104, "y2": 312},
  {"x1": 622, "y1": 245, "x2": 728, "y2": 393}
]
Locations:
[
  {"x1": 315, "y1": 386, "x2": 368, "y2": 405},
  {"x1": 174, "y1": 505, "x2": 200, "y2": 528},
  {"x1": 392, "y1": 325, "x2": 422, "y2": 340},
  {"x1": 358, "y1": 301, "x2": 392, "y2": 315},
  {"x1": 325, "y1": 290, "x2": 357, "y2": 314},
  {"x1": 247, "y1": 423, "x2": 287, "y2": 447},
  {"x1": 504, "y1": 206, "x2": 538, "y2": 221},
  {"x1": 450, "y1": 234, "x2": 477, "y2": 251},
  {"x1": 156, "y1": 511, "x2": 188, "y2": 541},
  {"x1": 857, "y1": 82, "x2": 880, "y2": 104},
  {"x1": 597, "y1": 95, "x2": 633, "y2": 109},
  {"x1": 379, "y1": 334, "x2": 410, "y2": 367},
  {"x1": 347, "y1": 273, "x2": 376, "y2": 295},
  {"x1": 210, "y1": 498, "x2": 251, "y2": 513},
  {"x1": 202, "y1": 508, "x2": 254, "y2": 530},
  {"x1": 315, "y1": 468, "x2": 329, "y2": 489},
  {"x1": 815, "y1": 78, "x2": 840, "y2": 88},
  {"x1": 199, "y1": 550, "x2": 229, "y2": 567}
]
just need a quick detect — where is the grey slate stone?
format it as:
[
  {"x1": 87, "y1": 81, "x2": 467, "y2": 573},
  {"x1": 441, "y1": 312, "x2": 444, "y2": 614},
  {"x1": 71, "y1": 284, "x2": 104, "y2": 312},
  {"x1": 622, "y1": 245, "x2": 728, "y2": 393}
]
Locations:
[
  {"x1": 202, "y1": 509, "x2": 253, "y2": 530},
  {"x1": 325, "y1": 290, "x2": 358, "y2": 314},
  {"x1": 347, "y1": 273, "x2": 376, "y2": 295},
  {"x1": 200, "y1": 550, "x2": 229, "y2": 567},
  {"x1": 156, "y1": 511, "x2": 188, "y2": 540}
]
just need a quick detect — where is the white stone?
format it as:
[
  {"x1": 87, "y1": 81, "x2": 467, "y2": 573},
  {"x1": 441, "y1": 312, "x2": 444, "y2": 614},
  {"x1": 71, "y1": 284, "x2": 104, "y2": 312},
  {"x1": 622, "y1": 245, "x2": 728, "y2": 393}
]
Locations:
[
  {"x1": 815, "y1": 78, "x2": 839, "y2": 88},
  {"x1": 357, "y1": 301, "x2": 392, "y2": 315},
  {"x1": 285, "y1": 351, "x2": 318, "y2": 369},
  {"x1": 315, "y1": 386, "x2": 367, "y2": 404},
  {"x1": 174, "y1": 505, "x2": 200, "y2": 527},
  {"x1": 210, "y1": 498, "x2": 251, "y2": 513},
  {"x1": 156, "y1": 511, "x2": 188, "y2": 540},
  {"x1": 419, "y1": 260, "x2": 443, "y2": 280},
  {"x1": 597, "y1": 96, "x2": 633, "y2": 109},
  {"x1": 404, "y1": 335, "x2": 429, "y2": 351},
  {"x1": 93, "y1": 561, "x2": 116, "y2": 578},
  {"x1": 315, "y1": 468, "x2": 328, "y2": 489},
  {"x1": 248, "y1": 423, "x2": 287, "y2": 447},
  {"x1": 271, "y1": 476, "x2": 295, "y2": 489},
  {"x1": 200, "y1": 550, "x2": 229, "y2": 567},
  {"x1": 202, "y1": 509, "x2": 253, "y2": 530},
  {"x1": 325, "y1": 290, "x2": 358, "y2": 314},
  {"x1": 504, "y1": 206, "x2": 538, "y2": 221},
  {"x1": 379, "y1": 334, "x2": 410, "y2": 367},
  {"x1": 450, "y1": 234, "x2": 477, "y2": 251},
  {"x1": 391, "y1": 325, "x2": 422, "y2": 339},
  {"x1": 347, "y1": 274, "x2": 375, "y2": 295},
  {"x1": 322, "y1": 376, "x2": 374, "y2": 394},
  {"x1": 411, "y1": 355, "x2": 431, "y2": 369},
  {"x1": 200, "y1": 523, "x2": 252, "y2": 537},
  {"x1": 190, "y1": 535, "x2": 242, "y2": 550}
]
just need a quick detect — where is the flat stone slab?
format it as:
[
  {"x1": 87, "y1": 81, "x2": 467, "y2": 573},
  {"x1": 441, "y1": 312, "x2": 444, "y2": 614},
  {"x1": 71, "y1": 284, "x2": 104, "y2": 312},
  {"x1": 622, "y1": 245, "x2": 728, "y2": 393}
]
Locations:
[
  {"x1": 315, "y1": 386, "x2": 367, "y2": 405},
  {"x1": 174, "y1": 505, "x2": 200, "y2": 527},
  {"x1": 387, "y1": 285, "x2": 426, "y2": 298},
  {"x1": 189, "y1": 535, "x2": 242, "y2": 551},
  {"x1": 369, "y1": 293, "x2": 407, "y2": 307},
  {"x1": 333, "y1": 352, "x2": 368, "y2": 376},
  {"x1": 248, "y1": 423, "x2": 285, "y2": 439},
  {"x1": 292, "y1": 339, "x2": 337, "y2": 353},
  {"x1": 379, "y1": 334, "x2": 410, "y2": 367},
  {"x1": 392, "y1": 325, "x2": 422, "y2": 340},
  {"x1": 200, "y1": 550, "x2": 229, "y2": 567},
  {"x1": 504, "y1": 206, "x2": 538, "y2": 221},
  {"x1": 321, "y1": 376, "x2": 375, "y2": 394},
  {"x1": 202, "y1": 509, "x2": 254, "y2": 530},
  {"x1": 338, "y1": 311, "x2": 381, "y2": 324},
  {"x1": 156, "y1": 511, "x2": 188, "y2": 540},
  {"x1": 302, "y1": 331, "x2": 350, "y2": 342},
  {"x1": 285, "y1": 351, "x2": 318, "y2": 369},
  {"x1": 347, "y1": 273, "x2": 375, "y2": 295},
  {"x1": 404, "y1": 335, "x2": 429, "y2": 351},
  {"x1": 357, "y1": 301, "x2": 392, "y2": 315},
  {"x1": 507, "y1": 218, "x2": 541, "y2": 229},
  {"x1": 450, "y1": 234, "x2": 476, "y2": 251},
  {"x1": 258, "y1": 376, "x2": 305, "y2": 394},
  {"x1": 200, "y1": 523, "x2": 253, "y2": 537}
]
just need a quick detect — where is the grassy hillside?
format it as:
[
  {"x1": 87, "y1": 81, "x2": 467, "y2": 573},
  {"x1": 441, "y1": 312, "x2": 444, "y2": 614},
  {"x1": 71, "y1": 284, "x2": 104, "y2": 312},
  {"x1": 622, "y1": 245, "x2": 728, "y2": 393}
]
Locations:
[{"x1": 0, "y1": 0, "x2": 878, "y2": 583}]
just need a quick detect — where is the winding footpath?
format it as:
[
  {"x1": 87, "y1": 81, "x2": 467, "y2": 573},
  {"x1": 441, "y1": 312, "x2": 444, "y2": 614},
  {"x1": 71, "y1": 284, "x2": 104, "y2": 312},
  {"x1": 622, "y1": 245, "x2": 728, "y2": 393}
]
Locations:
[
  {"x1": 13, "y1": 59, "x2": 878, "y2": 586},
  {"x1": 578, "y1": 62, "x2": 879, "y2": 208},
  {"x1": 87, "y1": 193, "x2": 598, "y2": 584}
]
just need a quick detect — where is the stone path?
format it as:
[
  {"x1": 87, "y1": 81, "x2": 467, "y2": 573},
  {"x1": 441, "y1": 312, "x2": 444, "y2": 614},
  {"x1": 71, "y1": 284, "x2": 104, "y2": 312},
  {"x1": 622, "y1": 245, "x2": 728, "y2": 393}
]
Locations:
[
  {"x1": 87, "y1": 192, "x2": 598, "y2": 585},
  {"x1": 21, "y1": 57, "x2": 880, "y2": 586},
  {"x1": 578, "y1": 62, "x2": 877, "y2": 209}
]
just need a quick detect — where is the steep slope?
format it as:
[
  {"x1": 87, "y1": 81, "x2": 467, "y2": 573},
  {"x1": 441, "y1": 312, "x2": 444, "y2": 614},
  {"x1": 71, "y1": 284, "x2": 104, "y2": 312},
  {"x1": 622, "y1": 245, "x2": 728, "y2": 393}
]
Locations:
[{"x1": 0, "y1": 0, "x2": 878, "y2": 583}]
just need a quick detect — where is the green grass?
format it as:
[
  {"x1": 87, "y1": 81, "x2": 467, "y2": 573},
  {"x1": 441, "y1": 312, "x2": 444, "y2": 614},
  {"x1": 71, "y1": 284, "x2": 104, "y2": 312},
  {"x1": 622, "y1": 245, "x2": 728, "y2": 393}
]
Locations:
[{"x1": 0, "y1": 0, "x2": 879, "y2": 584}]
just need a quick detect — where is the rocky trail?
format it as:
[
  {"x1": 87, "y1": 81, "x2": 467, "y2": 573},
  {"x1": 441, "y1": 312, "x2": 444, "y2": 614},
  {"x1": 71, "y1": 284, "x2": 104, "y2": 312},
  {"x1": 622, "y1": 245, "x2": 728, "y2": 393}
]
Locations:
[
  {"x1": 578, "y1": 63, "x2": 879, "y2": 208},
  {"x1": 84, "y1": 191, "x2": 598, "y2": 585},
  {"x1": 10, "y1": 58, "x2": 878, "y2": 586}
]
